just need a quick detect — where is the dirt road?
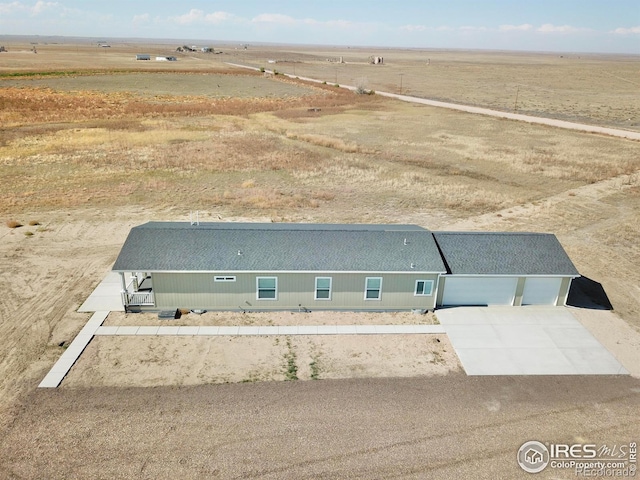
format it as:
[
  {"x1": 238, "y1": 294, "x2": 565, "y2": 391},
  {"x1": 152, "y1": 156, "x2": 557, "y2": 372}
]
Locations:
[
  {"x1": 1, "y1": 375, "x2": 638, "y2": 479},
  {"x1": 227, "y1": 62, "x2": 640, "y2": 141}
]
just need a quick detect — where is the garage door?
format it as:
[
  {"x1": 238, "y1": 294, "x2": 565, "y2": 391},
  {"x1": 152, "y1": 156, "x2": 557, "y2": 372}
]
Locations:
[
  {"x1": 522, "y1": 277, "x2": 562, "y2": 305},
  {"x1": 442, "y1": 277, "x2": 518, "y2": 306}
]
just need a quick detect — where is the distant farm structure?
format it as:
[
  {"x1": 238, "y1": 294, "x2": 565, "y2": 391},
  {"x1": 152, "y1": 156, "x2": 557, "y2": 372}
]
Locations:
[
  {"x1": 369, "y1": 56, "x2": 384, "y2": 65},
  {"x1": 135, "y1": 54, "x2": 151, "y2": 61},
  {"x1": 0, "y1": 46, "x2": 6, "y2": 53},
  {"x1": 156, "y1": 56, "x2": 177, "y2": 62},
  {"x1": 175, "y1": 45, "x2": 217, "y2": 53}
]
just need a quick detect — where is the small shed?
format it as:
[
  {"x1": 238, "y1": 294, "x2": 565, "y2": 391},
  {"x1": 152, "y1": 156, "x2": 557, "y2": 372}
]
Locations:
[{"x1": 433, "y1": 232, "x2": 579, "y2": 307}]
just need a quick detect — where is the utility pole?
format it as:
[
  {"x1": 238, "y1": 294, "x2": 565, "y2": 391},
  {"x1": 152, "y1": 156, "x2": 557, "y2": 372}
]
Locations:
[
  {"x1": 514, "y1": 86, "x2": 520, "y2": 113},
  {"x1": 399, "y1": 73, "x2": 404, "y2": 94}
]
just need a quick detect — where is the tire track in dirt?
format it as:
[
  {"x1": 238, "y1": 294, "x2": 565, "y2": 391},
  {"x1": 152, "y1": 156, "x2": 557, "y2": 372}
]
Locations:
[{"x1": 0, "y1": 214, "x2": 135, "y2": 416}]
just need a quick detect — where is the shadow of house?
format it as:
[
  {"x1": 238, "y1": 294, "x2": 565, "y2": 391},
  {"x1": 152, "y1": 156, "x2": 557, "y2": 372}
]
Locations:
[{"x1": 567, "y1": 276, "x2": 613, "y2": 310}]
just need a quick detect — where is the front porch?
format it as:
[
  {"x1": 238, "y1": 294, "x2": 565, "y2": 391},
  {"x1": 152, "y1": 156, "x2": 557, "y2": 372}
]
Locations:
[{"x1": 119, "y1": 272, "x2": 155, "y2": 309}]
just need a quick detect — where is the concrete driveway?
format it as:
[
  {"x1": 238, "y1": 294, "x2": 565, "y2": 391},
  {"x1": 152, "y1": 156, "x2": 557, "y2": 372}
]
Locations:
[{"x1": 436, "y1": 306, "x2": 628, "y2": 375}]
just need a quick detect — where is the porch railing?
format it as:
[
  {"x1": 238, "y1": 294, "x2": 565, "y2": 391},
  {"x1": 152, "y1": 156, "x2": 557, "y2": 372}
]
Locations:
[{"x1": 122, "y1": 290, "x2": 155, "y2": 306}]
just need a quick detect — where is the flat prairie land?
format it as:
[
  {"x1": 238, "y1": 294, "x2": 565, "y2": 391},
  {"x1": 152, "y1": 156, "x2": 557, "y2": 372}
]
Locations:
[
  {"x1": 0, "y1": 40, "x2": 639, "y2": 478},
  {"x1": 232, "y1": 45, "x2": 640, "y2": 131}
]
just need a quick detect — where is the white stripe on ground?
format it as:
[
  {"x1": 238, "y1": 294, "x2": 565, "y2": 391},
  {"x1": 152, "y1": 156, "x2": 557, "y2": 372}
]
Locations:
[{"x1": 38, "y1": 311, "x2": 109, "y2": 388}]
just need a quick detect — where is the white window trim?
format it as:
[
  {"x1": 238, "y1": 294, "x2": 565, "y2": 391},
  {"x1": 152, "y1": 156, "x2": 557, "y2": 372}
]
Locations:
[
  {"x1": 256, "y1": 276, "x2": 278, "y2": 300},
  {"x1": 414, "y1": 279, "x2": 434, "y2": 296},
  {"x1": 214, "y1": 276, "x2": 236, "y2": 282},
  {"x1": 364, "y1": 276, "x2": 383, "y2": 301},
  {"x1": 314, "y1": 276, "x2": 332, "y2": 301}
]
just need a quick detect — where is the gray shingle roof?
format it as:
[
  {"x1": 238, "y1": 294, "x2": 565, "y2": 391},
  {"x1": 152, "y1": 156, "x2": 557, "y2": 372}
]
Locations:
[
  {"x1": 112, "y1": 222, "x2": 446, "y2": 273},
  {"x1": 433, "y1": 232, "x2": 579, "y2": 276}
]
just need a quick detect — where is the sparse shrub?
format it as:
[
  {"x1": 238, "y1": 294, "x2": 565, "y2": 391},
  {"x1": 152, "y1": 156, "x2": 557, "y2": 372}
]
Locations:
[
  {"x1": 355, "y1": 77, "x2": 369, "y2": 95},
  {"x1": 28, "y1": 220, "x2": 40, "y2": 226},
  {"x1": 259, "y1": 67, "x2": 265, "y2": 73},
  {"x1": 6, "y1": 220, "x2": 22, "y2": 228},
  {"x1": 310, "y1": 359, "x2": 320, "y2": 380},
  {"x1": 334, "y1": 84, "x2": 340, "y2": 88},
  {"x1": 284, "y1": 338, "x2": 298, "y2": 381},
  {"x1": 241, "y1": 179, "x2": 255, "y2": 188},
  {"x1": 24, "y1": 231, "x2": 34, "y2": 237}
]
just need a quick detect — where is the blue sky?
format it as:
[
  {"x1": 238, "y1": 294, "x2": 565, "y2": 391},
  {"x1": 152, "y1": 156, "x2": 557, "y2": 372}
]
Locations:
[{"x1": 1, "y1": 1, "x2": 639, "y2": 53}]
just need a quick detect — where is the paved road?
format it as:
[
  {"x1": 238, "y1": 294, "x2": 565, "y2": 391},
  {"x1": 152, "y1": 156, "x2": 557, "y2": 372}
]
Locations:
[
  {"x1": 2, "y1": 375, "x2": 638, "y2": 479},
  {"x1": 227, "y1": 62, "x2": 640, "y2": 142}
]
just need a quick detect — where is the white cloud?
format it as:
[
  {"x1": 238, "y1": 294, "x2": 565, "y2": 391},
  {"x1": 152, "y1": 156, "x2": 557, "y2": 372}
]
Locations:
[
  {"x1": 537, "y1": 23, "x2": 586, "y2": 33},
  {"x1": 0, "y1": 1, "x2": 21, "y2": 14},
  {"x1": 459, "y1": 26, "x2": 488, "y2": 32},
  {"x1": 250, "y1": 13, "x2": 356, "y2": 30},
  {"x1": 401, "y1": 24, "x2": 427, "y2": 32},
  {"x1": 0, "y1": 1, "x2": 59, "y2": 15},
  {"x1": 252, "y1": 13, "x2": 296, "y2": 25},
  {"x1": 611, "y1": 26, "x2": 640, "y2": 35},
  {"x1": 499, "y1": 23, "x2": 533, "y2": 32},
  {"x1": 172, "y1": 9, "x2": 236, "y2": 25},
  {"x1": 133, "y1": 13, "x2": 149, "y2": 24},
  {"x1": 31, "y1": 1, "x2": 57, "y2": 15}
]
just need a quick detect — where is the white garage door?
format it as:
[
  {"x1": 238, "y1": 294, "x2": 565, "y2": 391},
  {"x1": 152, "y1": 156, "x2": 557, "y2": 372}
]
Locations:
[
  {"x1": 442, "y1": 277, "x2": 518, "y2": 306},
  {"x1": 522, "y1": 277, "x2": 562, "y2": 305}
]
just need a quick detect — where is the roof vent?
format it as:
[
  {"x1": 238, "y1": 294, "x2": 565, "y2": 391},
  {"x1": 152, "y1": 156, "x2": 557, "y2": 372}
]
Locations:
[
  {"x1": 410, "y1": 263, "x2": 416, "y2": 269},
  {"x1": 404, "y1": 238, "x2": 408, "y2": 245},
  {"x1": 237, "y1": 250, "x2": 242, "y2": 256},
  {"x1": 190, "y1": 211, "x2": 200, "y2": 226}
]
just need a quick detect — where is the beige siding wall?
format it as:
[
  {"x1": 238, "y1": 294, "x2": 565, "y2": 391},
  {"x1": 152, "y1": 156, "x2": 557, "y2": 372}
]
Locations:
[{"x1": 152, "y1": 272, "x2": 439, "y2": 311}]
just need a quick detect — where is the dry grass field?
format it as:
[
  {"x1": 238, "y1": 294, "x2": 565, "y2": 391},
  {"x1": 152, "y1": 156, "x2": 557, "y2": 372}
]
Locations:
[
  {"x1": 0, "y1": 40, "x2": 639, "y2": 478},
  {"x1": 232, "y1": 46, "x2": 640, "y2": 131}
]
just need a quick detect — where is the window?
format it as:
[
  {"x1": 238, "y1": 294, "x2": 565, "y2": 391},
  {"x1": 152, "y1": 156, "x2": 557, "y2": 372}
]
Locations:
[
  {"x1": 214, "y1": 276, "x2": 236, "y2": 282},
  {"x1": 257, "y1": 277, "x2": 277, "y2": 300},
  {"x1": 414, "y1": 280, "x2": 434, "y2": 296},
  {"x1": 365, "y1": 277, "x2": 382, "y2": 300},
  {"x1": 315, "y1": 277, "x2": 332, "y2": 300}
]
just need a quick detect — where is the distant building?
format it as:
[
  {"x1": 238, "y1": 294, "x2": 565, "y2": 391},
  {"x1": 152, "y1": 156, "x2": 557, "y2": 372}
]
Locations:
[
  {"x1": 156, "y1": 56, "x2": 177, "y2": 61},
  {"x1": 135, "y1": 54, "x2": 151, "y2": 61}
]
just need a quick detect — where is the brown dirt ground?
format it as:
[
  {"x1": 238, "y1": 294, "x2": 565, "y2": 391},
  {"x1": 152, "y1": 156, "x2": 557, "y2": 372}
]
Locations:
[{"x1": 0, "y1": 42, "x2": 639, "y2": 478}]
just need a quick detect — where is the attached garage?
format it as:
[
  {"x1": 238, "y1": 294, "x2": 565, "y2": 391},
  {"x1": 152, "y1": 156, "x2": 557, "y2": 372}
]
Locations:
[
  {"x1": 521, "y1": 277, "x2": 563, "y2": 305},
  {"x1": 434, "y1": 232, "x2": 579, "y2": 307},
  {"x1": 441, "y1": 276, "x2": 518, "y2": 306}
]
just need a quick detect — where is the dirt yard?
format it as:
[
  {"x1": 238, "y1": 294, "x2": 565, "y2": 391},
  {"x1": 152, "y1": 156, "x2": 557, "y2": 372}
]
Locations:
[{"x1": 0, "y1": 40, "x2": 639, "y2": 478}]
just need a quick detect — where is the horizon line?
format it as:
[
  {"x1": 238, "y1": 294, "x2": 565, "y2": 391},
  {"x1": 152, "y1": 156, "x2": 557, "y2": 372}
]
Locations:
[{"x1": 0, "y1": 34, "x2": 637, "y2": 57}]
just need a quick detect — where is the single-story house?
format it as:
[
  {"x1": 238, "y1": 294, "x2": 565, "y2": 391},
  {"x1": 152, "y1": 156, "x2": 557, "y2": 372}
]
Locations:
[
  {"x1": 112, "y1": 222, "x2": 579, "y2": 312},
  {"x1": 433, "y1": 232, "x2": 579, "y2": 307},
  {"x1": 113, "y1": 222, "x2": 447, "y2": 312}
]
